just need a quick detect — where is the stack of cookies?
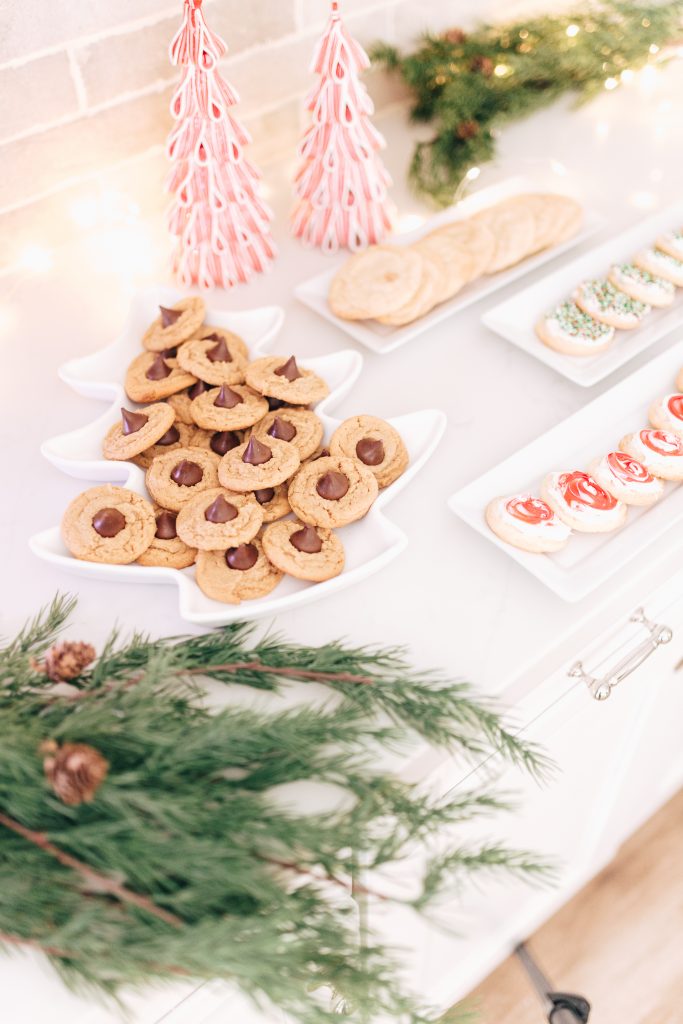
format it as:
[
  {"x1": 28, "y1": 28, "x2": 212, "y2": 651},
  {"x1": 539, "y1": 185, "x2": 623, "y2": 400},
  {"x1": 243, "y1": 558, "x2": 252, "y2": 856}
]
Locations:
[
  {"x1": 486, "y1": 368, "x2": 683, "y2": 555},
  {"x1": 536, "y1": 223, "x2": 683, "y2": 357},
  {"x1": 328, "y1": 193, "x2": 583, "y2": 327},
  {"x1": 60, "y1": 298, "x2": 409, "y2": 605}
]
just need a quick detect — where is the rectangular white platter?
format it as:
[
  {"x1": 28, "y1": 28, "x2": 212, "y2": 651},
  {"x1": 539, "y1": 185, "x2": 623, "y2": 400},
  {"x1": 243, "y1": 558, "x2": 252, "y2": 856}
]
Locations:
[
  {"x1": 448, "y1": 339, "x2": 683, "y2": 603},
  {"x1": 483, "y1": 201, "x2": 683, "y2": 387},
  {"x1": 295, "y1": 176, "x2": 604, "y2": 355}
]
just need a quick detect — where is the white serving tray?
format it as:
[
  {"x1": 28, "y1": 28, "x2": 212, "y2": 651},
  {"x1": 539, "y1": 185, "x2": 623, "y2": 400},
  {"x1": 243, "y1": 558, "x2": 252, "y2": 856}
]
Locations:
[
  {"x1": 483, "y1": 201, "x2": 683, "y2": 387},
  {"x1": 294, "y1": 176, "x2": 603, "y2": 354},
  {"x1": 448, "y1": 339, "x2": 683, "y2": 602},
  {"x1": 33, "y1": 286, "x2": 446, "y2": 626}
]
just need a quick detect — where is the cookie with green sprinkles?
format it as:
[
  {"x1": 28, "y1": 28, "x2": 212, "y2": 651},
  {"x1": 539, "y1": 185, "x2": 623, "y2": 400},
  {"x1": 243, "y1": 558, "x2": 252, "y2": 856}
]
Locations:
[
  {"x1": 608, "y1": 263, "x2": 675, "y2": 308},
  {"x1": 634, "y1": 247, "x2": 683, "y2": 287},
  {"x1": 655, "y1": 229, "x2": 683, "y2": 262},
  {"x1": 535, "y1": 301, "x2": 614, "y2": 357},
  {"x1": 573, "y1": 278, "x2": 650, "y2": 330}
]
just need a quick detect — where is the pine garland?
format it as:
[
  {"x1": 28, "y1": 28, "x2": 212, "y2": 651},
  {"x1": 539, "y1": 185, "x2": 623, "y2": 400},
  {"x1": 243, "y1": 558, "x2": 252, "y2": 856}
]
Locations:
[
  {"x1": 372, "y1": 1, "x2": 683, "y2": 205},
  {"x1": 0, "y1": 596, "x2": 552, "y2": 1023}
]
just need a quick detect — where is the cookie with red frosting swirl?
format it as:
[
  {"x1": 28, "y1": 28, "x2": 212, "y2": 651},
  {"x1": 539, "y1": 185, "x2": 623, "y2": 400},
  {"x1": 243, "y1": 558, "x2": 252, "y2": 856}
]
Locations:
[
  {"x1": 485, "y1": 494, "x2": 571, "y2": 553},
  {"x1": 648, "y1": 394, "x2": 683, "y2": 438},
  {"x1": 619, "y1": 429, "x2": 683, "y2": 481},
  {"x1": 541, "y1": 470, "x2": 627, "y2": 533},
  {"x1": 589, "y1": 451, "x2": 664, "y2": 507}
]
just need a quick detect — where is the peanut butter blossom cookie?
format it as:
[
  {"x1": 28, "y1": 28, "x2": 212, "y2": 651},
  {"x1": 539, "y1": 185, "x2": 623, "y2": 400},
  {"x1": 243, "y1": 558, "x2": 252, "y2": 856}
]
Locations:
[
  {"x1": 245, "y1": 355, "x2": 329, "y2": 406},
  {"x1": 176, "y1": 488, "x2": 263, "y2": 551},
  {"x1": 262, "y1": 520, "x2": 345, "y2": 582},
  {"x1": 572, "y1": 279, "x2": 650, "y2": 330},
  {"x1": 176, "y1": 334, "x2": 248, "y2": 386},
  {"x1": 125, "y1": 351, "x2": 197, "y2": 403},
  {"x1": 166, "y1": 379, "x2": 211, "y2": 424},
  {"x1": 189, "y1": 427, "x2": 244, "y2": 457},
  {"x1": 536, "y1": 301, "x2": 614, "y2": 356},
  {"x1": 137, "y1": 509, "x2": 197, "y2": 569},
  {"x1": 249, "y1": 408, "x2": 324, "y2": 461},
  {"x1": 142, "y1": 298, "x2": 205, "y2": 351},
  {"x1": 252, "y1": 483, "x2": 291, "y2": 522},
  {"x1": 287, "y1": 455, "x2": 379, "y2": 528},
  {"x1": 608, "y1": 264, "x2": 675, "y2": 307},
  {"x1": 131, "y1": 421, "x2": 197, "y2": 470},
  {"x1": 62, "y1": 485, "x2": 156, "y2": 564},
  {"x1": 103, "y1": 404, "x2": 176, "y2": 461},
  {"x1": 195, "y1": 537, "x2": 283, "y2": 604},
  {"x1": 329, "y1": 415, "x2": 409, "y2": 488},
  {"x1": 190, "y1": 383, "x2": 269, "y2": 431},
  {"x1": 191, "y1": 324, "x2": 249, "y2": 359},
  {"x1": 146, "y1": 447, "x2": 221, "y2": 511},
  {"x1": 218, "y1": 435, "x2": 301, "y2": 491}
]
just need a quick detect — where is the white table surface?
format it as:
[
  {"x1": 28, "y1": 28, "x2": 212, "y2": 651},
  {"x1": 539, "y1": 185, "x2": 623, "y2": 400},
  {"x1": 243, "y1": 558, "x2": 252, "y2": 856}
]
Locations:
[{"x1": 2, "y1": 58, "x2": 683, "y2": 1023}]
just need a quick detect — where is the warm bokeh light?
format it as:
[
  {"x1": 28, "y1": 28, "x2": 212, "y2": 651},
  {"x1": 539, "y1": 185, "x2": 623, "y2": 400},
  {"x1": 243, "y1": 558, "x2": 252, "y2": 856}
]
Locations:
[{"x1": 19, "y1": 245, "x2": 53, "y2": 273}]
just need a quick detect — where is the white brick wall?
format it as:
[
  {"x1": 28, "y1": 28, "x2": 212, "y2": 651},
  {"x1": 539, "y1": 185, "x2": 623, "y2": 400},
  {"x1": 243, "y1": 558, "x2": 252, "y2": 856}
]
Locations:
[{"x1": 0, "y1": 0, "x2": 537, "y2": 256}]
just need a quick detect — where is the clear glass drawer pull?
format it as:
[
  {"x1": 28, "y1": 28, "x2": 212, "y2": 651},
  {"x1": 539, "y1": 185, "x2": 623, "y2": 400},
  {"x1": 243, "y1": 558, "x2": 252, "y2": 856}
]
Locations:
[{"x1": 568, "y1": 608, "x2": 673, "y2": 701}]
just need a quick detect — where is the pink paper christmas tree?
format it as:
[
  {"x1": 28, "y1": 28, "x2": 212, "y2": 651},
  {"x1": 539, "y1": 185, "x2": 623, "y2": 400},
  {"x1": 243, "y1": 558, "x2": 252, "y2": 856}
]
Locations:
[
  {"x1": 166, "y1": 0, "x2": 276, "y2": 290},
  {"x1": 291, "y1": 1, "x2": 392, "y2": 254}
]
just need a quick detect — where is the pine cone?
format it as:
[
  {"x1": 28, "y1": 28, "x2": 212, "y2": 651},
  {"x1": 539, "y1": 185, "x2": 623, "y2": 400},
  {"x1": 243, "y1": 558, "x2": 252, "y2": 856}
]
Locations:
[
  {"x1": 469, "y1": 55, "x2": 494, "y2": 77},
  {"x1": 444, "y1": 28, "x2": 467, "y2": 45},
  {"x1": 42, "y1": 742, "x2": 109, "y2": 806},
  {"x1": 43, "y1": 641, "x2": 96, "y2": 682},
  {"x1": 456, "y1": 120, "x2": 479, "y2": 140}
]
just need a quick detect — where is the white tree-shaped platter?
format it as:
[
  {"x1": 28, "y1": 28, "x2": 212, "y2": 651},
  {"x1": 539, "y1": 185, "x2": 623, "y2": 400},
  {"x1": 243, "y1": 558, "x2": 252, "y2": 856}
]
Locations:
[{"x1": 31, "y1": 287, "x2": 446, "y2": 625}]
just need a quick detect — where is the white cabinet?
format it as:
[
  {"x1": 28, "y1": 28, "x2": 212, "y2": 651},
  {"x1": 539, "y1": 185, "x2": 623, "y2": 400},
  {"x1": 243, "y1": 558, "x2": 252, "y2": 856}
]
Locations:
[{"x1": 366, "y1": 571, "x2": 683, "y2": 1013}]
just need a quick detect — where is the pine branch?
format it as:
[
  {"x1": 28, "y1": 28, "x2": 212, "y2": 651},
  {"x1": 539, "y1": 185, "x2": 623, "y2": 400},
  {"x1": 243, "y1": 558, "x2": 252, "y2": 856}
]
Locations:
[
  {"x1": 371, "y1": 1, "x2": 683, "y2": 203},
  {"x1": 0, "y1": 813, "x2": 182, "y2": 928},
  {"x1": 0, "y1": 597, "x2": 553, "y2": 1024}
]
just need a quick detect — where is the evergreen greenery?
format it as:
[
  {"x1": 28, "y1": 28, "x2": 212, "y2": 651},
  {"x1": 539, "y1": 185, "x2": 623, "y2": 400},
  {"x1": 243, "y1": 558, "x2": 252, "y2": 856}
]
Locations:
[
  {"x1": 0, "y1": 595, "x2": 552, "y2": 1023},
  {"x1": 373, "y1": 1, "x2": 683, "y2": 204}
]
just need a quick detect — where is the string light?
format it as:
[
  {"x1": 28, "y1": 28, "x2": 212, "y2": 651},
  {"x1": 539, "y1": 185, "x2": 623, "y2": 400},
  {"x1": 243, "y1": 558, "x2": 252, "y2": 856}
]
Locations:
[
  {"x1": 649, "y1": 44, "x2": 659, "y2": 54},
  {"x1": 566, "y1": 24, "x2": 580, "y2": 37},
  {"x1": 19, "y1": 245, "x2": 53, "y2": 273},
  {"x1": 466, "y1": 166, "x2": 481, "y2": 180},
  {"x1": 494, "y1": 63, "x2": 511, "y2": 77},
  {"x1": 620, "y1": 68, "x2": 635, "y2": 83},
  {"x1": 604, "y1": 77, "x2": 619, "y2": 90}
]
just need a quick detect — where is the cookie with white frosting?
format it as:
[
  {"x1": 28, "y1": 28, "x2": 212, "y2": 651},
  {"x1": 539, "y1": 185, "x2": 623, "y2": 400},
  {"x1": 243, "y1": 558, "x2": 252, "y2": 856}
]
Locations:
[
  {"x1": 541, "y1": 471, "x2": 627, "y2": 532},
  {"x1": 619, "y1": 429, "x2": 683, "y2": 481},
  {"x1": 655, "y1": 229, "x2": 683, "y2": 261},
  {"x1": 648, "y1": 394, "x2": 683, "y2": 437},
  {"x1": 634, "y1": 248, "x2": 683, "y2": 287},
  {"x1": 573, "y1": 278, "x2": 650, "y2": 330},
  {"x1": 608, "y1": 263, "x2": 675, "y2": 307},
  {"x1": 485, "y1": 494, "x2": 571, "y2": 553},
  {"x1": 536, "y1": 301, "x2": 614, "y2": 356},
  {"x1": 589, "y1": 451, "x2": 664, "y2": 507}
]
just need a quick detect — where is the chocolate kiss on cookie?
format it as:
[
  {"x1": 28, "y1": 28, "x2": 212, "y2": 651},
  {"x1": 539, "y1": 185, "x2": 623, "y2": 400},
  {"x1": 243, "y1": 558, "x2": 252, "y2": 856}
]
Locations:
[
  {"x1": 243, "y1": 436, "x2": 272, "y2": 466},
  {"x1": 156, "y1": 425, "x2": 181, "y2": 446},
  {"x1": 214, "y1": 384, "x2": 243, "y2": 409},
  {"x1": 226, "y1": 543, "x2": 258, "y2": 570},
  {"x1": 159, "y1": 305, "x2": 182, "y2": 328},
  {"x1": 206, "y1": 337, "x2": 233, "y2": 363},
  {"x1": 356, "y1": 437, "x2": 385, "y2": 466},
  {"x1": 171, "y1": 459, "x2": 204, "y2": 486},
  {"x1": 204, "y1": 494, "x2": 238, "y2": 523},
  {"x1": 146, "y1": 354, "x2": 172, "y2": 381},
  {"x1": 254, "y1": 487, "x2": 276, "y2": 505},
  {"x1": 210, "y1": 430, "x2": 241, "y2": 456},
  {"x1": 155, "y1": 510, "x2": 178, "y2": 539},
  {"x1": 290, "y1": 524, "x2": 323, "y2": 553},
  {"x1": 189, "y1": 380, "x2": 211, "y2": 399},
  {"x1": 121, "y1": 408, "x2": 149, "y2": 435},
  {"x1": 274, "y1": 356, "x2": 302, "y2": 381},
  {"x1": 268, "y1": 416, "x2": 297, "y2": 441},
  {"x1": 267, "y1": 397, "x2": 287, "y2": 411},
  {"x1": 316, "y1": 471, "x2": 349, "y2": 500},
  {"x1": 92, "y1": 507, "x2": 126, "y2": 537}
]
